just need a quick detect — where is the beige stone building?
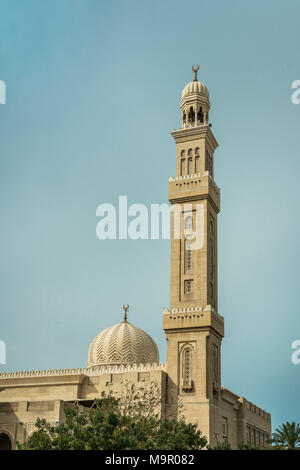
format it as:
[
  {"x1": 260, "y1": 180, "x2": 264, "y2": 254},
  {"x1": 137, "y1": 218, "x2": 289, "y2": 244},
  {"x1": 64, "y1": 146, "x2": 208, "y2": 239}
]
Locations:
[{"x1": 0, "y1": 68, "x2": 271, "y2": 450}]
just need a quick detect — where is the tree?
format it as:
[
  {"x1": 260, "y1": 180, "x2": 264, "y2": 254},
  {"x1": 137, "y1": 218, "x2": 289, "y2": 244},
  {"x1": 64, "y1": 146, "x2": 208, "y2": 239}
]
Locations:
[
  {"x1": 238, "y1": 442, "x2": 263, "y2": 450},
  {"x1": 271, "y1": 421, "x2": 300, "y2": 450},
  {"x1": 18, "y1": 381, "x2": 207, "y2": 450},
  {"x1": 207, "y1": 441, "x2": 231, "y2": 450}
]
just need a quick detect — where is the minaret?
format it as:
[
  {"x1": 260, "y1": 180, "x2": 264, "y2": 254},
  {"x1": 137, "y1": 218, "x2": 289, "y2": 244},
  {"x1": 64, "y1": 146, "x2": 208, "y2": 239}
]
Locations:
[{"x1": 163, "y1": 67, "x2": 225, "y2": 439}]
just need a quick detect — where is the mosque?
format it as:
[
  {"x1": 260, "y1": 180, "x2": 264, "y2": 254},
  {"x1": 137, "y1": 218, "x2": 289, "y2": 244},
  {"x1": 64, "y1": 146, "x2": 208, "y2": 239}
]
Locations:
[{"x1": 0, "y1": 67, "x2": 271, "y2": 450}]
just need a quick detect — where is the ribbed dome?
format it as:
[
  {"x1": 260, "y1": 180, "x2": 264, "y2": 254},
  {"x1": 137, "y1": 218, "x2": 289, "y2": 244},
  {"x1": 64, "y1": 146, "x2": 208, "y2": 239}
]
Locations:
[
  {"x1": 88, "y1": 320, "x2": 159, "y2": 367},
  {"x1": 181, "y1": 81, "x2": 209, "y2": 99}
]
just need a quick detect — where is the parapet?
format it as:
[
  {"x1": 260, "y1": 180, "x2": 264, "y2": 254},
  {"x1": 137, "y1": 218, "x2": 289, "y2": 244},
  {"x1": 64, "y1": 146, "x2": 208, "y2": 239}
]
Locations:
[
  {"x1": 163, "y1": 305, "x2": 224, "y2": 337},
  {"x1": 0, "y1": 362, "x2": 166, "y2": 381}
]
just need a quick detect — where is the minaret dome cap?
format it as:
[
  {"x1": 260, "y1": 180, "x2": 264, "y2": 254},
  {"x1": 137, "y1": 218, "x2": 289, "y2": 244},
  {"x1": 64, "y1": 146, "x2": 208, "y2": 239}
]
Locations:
[{"x1": 181, "y1": 80, "x2": 209, "y2": 100}]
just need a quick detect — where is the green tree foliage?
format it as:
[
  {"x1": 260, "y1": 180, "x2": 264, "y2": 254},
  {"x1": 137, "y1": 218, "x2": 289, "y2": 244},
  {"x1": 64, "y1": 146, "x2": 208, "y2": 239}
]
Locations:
[
  {"x1": 207, "y1": 441, "x2": 231, "y2": 450},
  {"x1": 271, "y1": 421, "x2": 300, "y2": 450},
  {"x1": 238, "y1": 442, "x2": 265, "y2": 450},
  {"x1": 18, "y1": 381, "x2": 207, "y2": 450}
]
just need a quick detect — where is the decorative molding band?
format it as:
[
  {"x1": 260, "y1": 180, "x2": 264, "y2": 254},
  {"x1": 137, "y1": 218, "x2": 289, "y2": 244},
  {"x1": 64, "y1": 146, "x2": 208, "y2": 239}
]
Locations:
[
  {"x1": 163, "y1": 306, "x2": 224, "y2": 325},
  {"x1": 0, "y1": 363, "x2": 166, "y2": 380},
  {"x1": 169, "y1": 172, "x2": 220, "y2": 192}
]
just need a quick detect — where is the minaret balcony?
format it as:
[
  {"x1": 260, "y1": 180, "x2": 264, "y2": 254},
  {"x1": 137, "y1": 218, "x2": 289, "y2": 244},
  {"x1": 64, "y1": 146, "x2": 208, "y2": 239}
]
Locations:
[
  {"x1": 168, "y1": 172, "x2": 220, "y2": 212},
  {"x1": 163, "y1": 305, "x2": 224, "y2": 338}
]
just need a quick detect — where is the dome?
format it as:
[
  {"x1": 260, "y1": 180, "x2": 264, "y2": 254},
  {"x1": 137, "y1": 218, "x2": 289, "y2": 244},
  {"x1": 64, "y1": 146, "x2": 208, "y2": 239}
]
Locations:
[
  {"x1": 88, "y1": 308, "x2": 159, "y2": 367},
  {"x1": 181, "y1": 80, "x2": 209, "y2": 100}
]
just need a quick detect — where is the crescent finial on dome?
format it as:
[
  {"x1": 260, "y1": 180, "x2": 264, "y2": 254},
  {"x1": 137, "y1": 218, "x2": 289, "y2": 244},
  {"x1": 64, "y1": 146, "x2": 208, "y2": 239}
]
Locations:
[
  {"x1": 122, "y1": 304, "x2": 129, "y2": 322},
  {"x1": 192, "y1": 64, "x2": 199, "y2": 82}
]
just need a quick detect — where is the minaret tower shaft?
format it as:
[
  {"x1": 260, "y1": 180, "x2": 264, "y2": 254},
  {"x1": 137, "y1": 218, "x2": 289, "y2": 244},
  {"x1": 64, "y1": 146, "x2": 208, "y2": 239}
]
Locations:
[
  {"x1": 163, "y1": 67, "x2": 225, "y2": 438},
  {"x1": 170, "y1": 66, "x2": 220, "y2": 311}
]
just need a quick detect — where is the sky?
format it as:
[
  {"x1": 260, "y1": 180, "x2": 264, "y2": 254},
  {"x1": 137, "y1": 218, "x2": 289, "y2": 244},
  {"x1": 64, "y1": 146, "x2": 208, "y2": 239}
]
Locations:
[{"x1": 0, "y1": 0, "x2": 299, "y2": 431}]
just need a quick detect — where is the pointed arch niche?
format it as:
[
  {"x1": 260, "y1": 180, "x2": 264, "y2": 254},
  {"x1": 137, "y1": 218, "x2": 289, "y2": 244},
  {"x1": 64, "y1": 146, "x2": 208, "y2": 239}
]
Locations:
[{"x1": 179, "y1": 343, "x2": 195, "y2": 392}]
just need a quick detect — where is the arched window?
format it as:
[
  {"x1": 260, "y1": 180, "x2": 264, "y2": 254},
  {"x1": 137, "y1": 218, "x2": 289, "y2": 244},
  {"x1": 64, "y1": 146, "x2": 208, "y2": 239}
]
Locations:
[
  {"x1": 183, "y1": 349, "x2": 191, "y2": 379},
  {"x1": 205, "y1": 150, "x2": 209, "y2": 171},
  {"x1": 197, "y1": 107, "x2": 204, "y2": 123},
  {"x1": 195, "y1": 147, "x2": 199, "y2": 155},
  {"x1": 212, "y1": 344, "x2": 218, "y2": 383},
  {"x1": 0, "y1": 432, "x2": 12, "y2": 450},
  {"x1": 188, "y1": 107, "x2": 195, "y2": 123},
  {"x1": 181, "y1": 150, "x2": 185, "y2": 158},
  {"x1": 184, "y1": 239, "x2": 192, "y2": 273},
  {"x1": 182, "y1": 348, "x2": 192, "y2": 390},
  {"x1": 180, "y1": 158, "x2": 185, "y2": 176}
]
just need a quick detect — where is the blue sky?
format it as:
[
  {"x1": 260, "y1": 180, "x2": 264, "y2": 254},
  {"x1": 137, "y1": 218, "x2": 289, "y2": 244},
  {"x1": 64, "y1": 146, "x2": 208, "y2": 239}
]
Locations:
[{"x1": 0, "y1": 0, "x2": 299, "y2": 431}]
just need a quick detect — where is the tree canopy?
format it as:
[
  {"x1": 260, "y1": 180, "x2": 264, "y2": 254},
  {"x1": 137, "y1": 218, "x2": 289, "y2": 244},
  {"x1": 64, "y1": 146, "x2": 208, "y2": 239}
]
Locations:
[
  {"x1": 19, "y1": 381, "x2": 207, "y2": 450},
  {"x1": 271, "y1": 421, "x2": 300, "y2": 450}
]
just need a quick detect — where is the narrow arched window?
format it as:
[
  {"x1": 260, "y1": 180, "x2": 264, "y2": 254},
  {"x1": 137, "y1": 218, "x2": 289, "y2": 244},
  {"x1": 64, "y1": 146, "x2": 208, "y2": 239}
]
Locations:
[
  {"x1": 205, "y1": 150, "x2": 209, "y2": 171},
  {"x1": 180, "y1": 158, "x2": 185, "y2": 176},
  {"x1": 183, "y1": 348, "x2": 192, "y2": 383},
  {"x1": 188, "y1": 107, "x2": 195, "y2": 123},
  {"x1": 197, "y1": 107, "x2": 204, "y2": 123},
  {"x1": 184, "y1": 239, "x2": 192, "y2": 273},
  {"x1": 212, "y1": 344, "x2": 218, "y2": 383}
]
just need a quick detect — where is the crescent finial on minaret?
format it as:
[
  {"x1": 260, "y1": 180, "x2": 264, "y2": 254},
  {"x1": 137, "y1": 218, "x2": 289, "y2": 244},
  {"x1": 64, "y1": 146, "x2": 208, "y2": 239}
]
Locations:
[
  {"x1": 122, "y1": 304, "x2": 129, "y2": 322},
  {"x1": 192, "y1": 64, "x2": 199, "y2": 82}
]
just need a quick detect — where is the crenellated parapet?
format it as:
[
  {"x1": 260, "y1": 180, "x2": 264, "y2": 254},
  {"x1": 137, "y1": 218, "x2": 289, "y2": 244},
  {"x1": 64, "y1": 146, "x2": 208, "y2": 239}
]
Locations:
[
  {"x1": 168, "y1": 172, "x2": 220, "y2": 212},
  {"x1": 241, "y1": 398, "x2": 271, "y2": 422},
  {"x1": 169, "y1": 171, "x2": 220, "y2": 189},
  {"x1": 0, "y1": 362, "x2": 166, "y2": 380},
  {"x1": 163, "y1": 305, "x2": 224, "y2": 338}
]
